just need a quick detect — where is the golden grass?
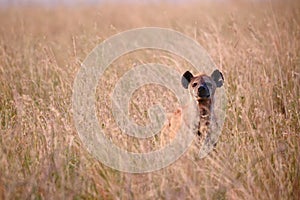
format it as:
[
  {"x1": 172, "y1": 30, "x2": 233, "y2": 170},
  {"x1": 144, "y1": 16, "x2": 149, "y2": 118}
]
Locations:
[{"x1": 0, "y1": 1, "x2": 299, "y2": 199}]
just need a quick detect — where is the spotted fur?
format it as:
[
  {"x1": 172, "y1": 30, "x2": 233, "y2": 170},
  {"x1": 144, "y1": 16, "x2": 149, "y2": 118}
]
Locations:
[{"x1": 181, "y1": 70, "x2": 224, "y2": 142}]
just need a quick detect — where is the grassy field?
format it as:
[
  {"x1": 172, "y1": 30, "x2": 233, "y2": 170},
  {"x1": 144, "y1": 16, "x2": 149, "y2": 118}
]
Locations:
[{"x1": 0, "y1": 0, "x2": 299, "y2": 199}]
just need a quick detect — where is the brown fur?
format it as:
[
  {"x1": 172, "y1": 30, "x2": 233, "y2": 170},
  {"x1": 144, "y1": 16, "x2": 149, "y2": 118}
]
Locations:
[
  {"x1": 182, "y1": 70, "x2": 224, "y2": 143},
  {"x1": 189, "y1": 74, "x2": 217, "y2": 138},
  {"x1": 161, "y1": 70, "x2": 223, "y2": 147}
]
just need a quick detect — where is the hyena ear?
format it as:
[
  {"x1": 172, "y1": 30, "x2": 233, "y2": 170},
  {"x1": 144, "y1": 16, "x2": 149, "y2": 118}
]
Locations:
[
  {"x1": 181, "y1": 71, "x2": 194, "y2": 89},
  {"x1": 211, "y1": 69, "x2": 224, "y2": 87}
]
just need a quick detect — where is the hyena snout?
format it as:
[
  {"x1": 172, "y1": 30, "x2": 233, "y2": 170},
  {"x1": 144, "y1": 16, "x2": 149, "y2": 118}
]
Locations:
[{"x1": 198, "y1": 84, "x2": 210, "y2": 98}]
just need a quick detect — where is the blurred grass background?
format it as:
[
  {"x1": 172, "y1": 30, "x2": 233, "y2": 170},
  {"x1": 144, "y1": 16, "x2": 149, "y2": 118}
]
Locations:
[{"x1": 0, "y1": 0, "x2": 299, "y2": 199}]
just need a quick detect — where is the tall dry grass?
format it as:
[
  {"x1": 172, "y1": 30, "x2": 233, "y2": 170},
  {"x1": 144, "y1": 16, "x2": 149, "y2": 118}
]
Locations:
[{"x1": 0, "y1": 1, "x2": 299, "y2": 199}]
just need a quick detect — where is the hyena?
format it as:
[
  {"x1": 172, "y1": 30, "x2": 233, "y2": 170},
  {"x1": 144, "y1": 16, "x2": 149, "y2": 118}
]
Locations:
[{"x1": 181, "y1": 69, "x2": 224, "y2": 144}]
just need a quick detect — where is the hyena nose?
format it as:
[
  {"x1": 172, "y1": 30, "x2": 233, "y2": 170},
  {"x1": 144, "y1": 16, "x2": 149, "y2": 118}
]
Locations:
[{"x1": 198, "y1": 85, "x2": 210, "y2": 98}]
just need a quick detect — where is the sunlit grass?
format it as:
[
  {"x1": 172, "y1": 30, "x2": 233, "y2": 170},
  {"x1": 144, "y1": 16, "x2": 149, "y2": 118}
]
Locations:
[{"x1": 0, "y1": 1, "x2": 299, "y2": 199}]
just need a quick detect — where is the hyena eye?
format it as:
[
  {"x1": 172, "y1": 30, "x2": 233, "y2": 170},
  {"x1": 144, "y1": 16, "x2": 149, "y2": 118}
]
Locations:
[
  {"x1": 206, "y1": 82, "x2": 212, "y2": 87},
  {"x1": 192, "y1": 82, "x2": 197, "y2": 87}
]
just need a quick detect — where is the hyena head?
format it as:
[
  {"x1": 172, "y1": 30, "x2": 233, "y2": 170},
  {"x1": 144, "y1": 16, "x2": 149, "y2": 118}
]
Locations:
[{"x1": 181, "y1": 69, "x2": 224, "y2": 104}]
